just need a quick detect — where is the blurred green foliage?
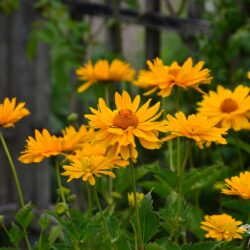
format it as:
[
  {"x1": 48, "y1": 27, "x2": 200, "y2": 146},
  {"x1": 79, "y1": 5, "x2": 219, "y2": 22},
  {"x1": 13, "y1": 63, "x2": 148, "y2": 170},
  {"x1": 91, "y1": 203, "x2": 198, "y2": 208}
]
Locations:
[{"x1": 0, "y1": 0, "x2": 19, "y2": 14}]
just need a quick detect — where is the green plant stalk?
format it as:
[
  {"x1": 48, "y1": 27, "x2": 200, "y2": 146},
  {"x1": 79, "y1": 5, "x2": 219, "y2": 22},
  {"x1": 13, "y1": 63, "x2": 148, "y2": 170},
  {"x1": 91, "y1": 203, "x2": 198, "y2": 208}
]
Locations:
[
  {"x1": 105, "y1": 84, "x2": 113, "y2": 202},
  {"x1": 176, "y1": 141, "x2": 191, "y2": 243},
  {"x1": 235, "y1": 132, "x2": 244, "y2": 170},
  {"x1": 0, "y1": 130, "x2": 25, "y2": 207},
  {"x1": 129, "y1": 159, "x2": 144, "y2": 250},
  {"x1": 177, "y1": 141, "x2": 191, "y2": 212},
  {"x1": 65, "y1": 214, "x2": 81, "y2": 250},
  {"x1": 0, "y1": 130, "x2": 32, "y2": 250},
  {"x1": 93, "y1": 186, "x2": 118, "y2": 250},
  {"x1": 177, "y1": 137, "x2": 181, "y2": 176},
  {"x1": 55, "y1": 158, "x2": 66, "y2": 204},
  {"x1": 87, "y1": 183, "x2": 93, "y2": 216},
  {"x1": 162, "y1": 97, "x2": 174, "y2": 171},
  {"x1": 1, "y1": 222, "x2": 18, "y2": 248}
]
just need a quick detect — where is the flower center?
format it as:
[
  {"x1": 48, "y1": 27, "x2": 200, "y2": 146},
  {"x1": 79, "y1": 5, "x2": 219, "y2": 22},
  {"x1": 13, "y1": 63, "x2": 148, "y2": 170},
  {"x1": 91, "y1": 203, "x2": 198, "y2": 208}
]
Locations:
[
  {"x1": 113, "y1": 109, "x2": 138, "y2": 130},
  {"x1": 220, "y1": 98, "x2": 238, "y2": 113}
]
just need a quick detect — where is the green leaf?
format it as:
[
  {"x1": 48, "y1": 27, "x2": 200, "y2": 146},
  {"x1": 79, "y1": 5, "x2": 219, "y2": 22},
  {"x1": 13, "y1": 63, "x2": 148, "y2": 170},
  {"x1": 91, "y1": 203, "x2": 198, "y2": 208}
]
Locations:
[
  {"x1": 106, "y1": 214, "x2": 120, "y2": 242},
  {"x1": 139, "y1": 192, "x2": 160, "y2": 243},
  {"x1": 182, "y1": 241, "x2": 222, "y2": 250},
  {"x1": 228, "y1": 137, "x2": 250, "y2": 154},
  {"x1": 15, "y1": 202, "x2": 34, "y2": 229},
  {"x1": 8, "y1": 222, "x2": 23, "y2": 245},
  {"x1": 186, "y1": 206, "x2": 204, "y2": 240},
  {"x1": 146, "y1": 242, "x2": 165, "y2": 250},
  {"x1": 155, "y1": 238, "x2": 181, "y2": 250},
  {"x1": 39, "y1": 213, "x2": 51, "y2": 230},
  {"x1": 48, "y1": 225, "x2": 63, "y2": 244},
  {"x1": 183, "y1": 163, "x2": 225, "y2": 196}
]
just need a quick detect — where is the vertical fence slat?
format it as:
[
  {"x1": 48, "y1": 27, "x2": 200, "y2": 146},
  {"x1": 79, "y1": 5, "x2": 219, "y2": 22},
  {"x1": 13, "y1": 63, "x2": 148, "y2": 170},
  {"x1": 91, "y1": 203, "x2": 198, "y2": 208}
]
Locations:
[
  {"x1": 145, "y1": 0, "x2": 161, "y2": 60},
  {"x1": 0, "y1": 0, "x2": 51, "y2": 208}
]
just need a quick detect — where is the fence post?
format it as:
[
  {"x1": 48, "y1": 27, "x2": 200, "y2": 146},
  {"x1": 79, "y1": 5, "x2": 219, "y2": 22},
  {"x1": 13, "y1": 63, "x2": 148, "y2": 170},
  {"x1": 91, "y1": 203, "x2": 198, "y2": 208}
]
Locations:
[
  {"x1": 105, "y1": 0, "x2": 122, "y2": 54},
  {"x1": 145, "y1": 0, "x2": 161, "y2": 61},
  {"x1": 0, "y1": 1, "x2": 51, "y2": 209}
]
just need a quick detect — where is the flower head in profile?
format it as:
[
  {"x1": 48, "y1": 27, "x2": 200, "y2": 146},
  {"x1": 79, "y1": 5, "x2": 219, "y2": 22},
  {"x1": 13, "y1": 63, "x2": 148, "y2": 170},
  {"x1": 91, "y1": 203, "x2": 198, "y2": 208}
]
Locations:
[
  {"x1": 19, "y1": 129, "x2": 63, "y2": 163},
  {"x1": 67, "y1": 142, "x2": 128, "y2": 168},
  {"x1": 85, "y1": 91, "x2": 165, "y2": 160},
  {"x1": 135, "y1": 57, "x2": 212, "y2": 97},
  {"x1": 197, "y1": 85, "x2": 250, "y2": 131},
  {"x1": 62, "y1": 156, "x2": 115, "y2": 185},
  {"x1": 0, "y1": 98, "x2": 30, "y2": 128},
  {"x1": 61, "y1": 125, "x2": 93, "y2": 152},
  {"x1": 200, "y1": 214, "x2": 244, "y2": 241},
  {"x1": 162, "y1": 112, "x2": 227, "y2": 148},
  {"x1": 128, "y1": 192, "x2": 144, "y2": 208},
  {"x1": 19, "y1": 125, "x2": 93, "y2": 164},
  {"x1": 222, "y1": 171, "x2": 250, "y2": 199},
  {"x1": 76, "y1": 59, "x2": 135, "y2": 93}
]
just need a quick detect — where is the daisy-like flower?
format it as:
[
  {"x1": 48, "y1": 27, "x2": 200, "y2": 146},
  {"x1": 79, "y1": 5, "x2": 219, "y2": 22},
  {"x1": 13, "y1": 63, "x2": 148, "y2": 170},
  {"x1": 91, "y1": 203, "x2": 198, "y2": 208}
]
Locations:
[
  {"x1": 19, "y1": 125, "x2": 93, "y2": 164},
  {"x1": 62, "y1": 156, "x2": 116, "y2": 185},
  {"x1": 0, "y1": 98, "x2": 30, "y2": 128},
  {"x1": 76, "y1": 59, "x2": 135, "y2": 93},
  {"x1": 67, "y1": 142, "x2": 128, "y2": 168},
  {"x1": 200, "y1": 214, "x2": 244, "y2": 241},
  {"x1": 19, "y1": 129, "x2": 63, "y2": 163},
  {"x1": 162, "y1": 112, "x2": 227, "y2": 148},
  {"x1": 61, "y1": 125, "x2": 93, "y2": 152},
  {"x1": 135, "y1": 57, "x2": 212, "y2": 97},
  {"x1": 85, "y1": 91, "x2": 165, "y2": 160},
  {"x1": 197, "y1": 85, "x2": 250, "y2": 131},
  {"x1": 222, "y1": 171, "x2": 250, "y2": 199}
]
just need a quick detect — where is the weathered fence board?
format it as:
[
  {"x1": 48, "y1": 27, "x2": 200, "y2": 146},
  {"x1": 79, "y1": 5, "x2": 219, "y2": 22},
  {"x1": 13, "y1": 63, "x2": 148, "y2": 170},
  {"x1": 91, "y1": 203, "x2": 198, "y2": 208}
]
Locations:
[
  {"x1": 0, "y1": 0, "x2": 50, "y2": 209},
  {"x1": 64, "y1": 0, "x2": 211, "y2": 35}
]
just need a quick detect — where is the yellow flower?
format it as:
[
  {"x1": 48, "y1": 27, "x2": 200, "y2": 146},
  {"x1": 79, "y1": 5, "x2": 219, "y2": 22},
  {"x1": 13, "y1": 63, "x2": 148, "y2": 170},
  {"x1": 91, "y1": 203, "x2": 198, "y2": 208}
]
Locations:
[
  {"x1": 67, "y1": 142, "x2": 128, "y2": 168},
  {"x1": 162, "y1": 112, "x2": 227, "y2": 148},
  {"x1": 222, "y1": 171, "x2": 250, "y2": 199},
  {"x1": 19, "y1": 125, "x2": 94, "y2": 164},
  {"x1": 200, "y1": 214, "x2": 244, "y2": 241},
  {"x1": 85, "y1": 91, "x2": 165, "y2": 160},
  {"x1": 128, "y1": 192, "x2": 144, "y2": 208},
  {"x1": 61, "y1": 125, "x2": 93, "y2": 152},
  {"x1": 19, "y1": 129, "x2": 63, "y2": 163},
  {"x1": 76, "y1": 59, "x2": 135, "y2": 93},
  {"x1": 247, "y1": 71, "x2": 250, "y2": 80},
  {"x1": 62, "y1": 156, "x2": 115, "y2": 185},
  {"x1": 135, "y1": 57, "x2": 212, "y2": 97},
  {"x1": 197, "y1": 85, "x2": 250, "y2": 131},
  {"x1": 0, "y1": 98, "x2": 30, "y2": 128}
]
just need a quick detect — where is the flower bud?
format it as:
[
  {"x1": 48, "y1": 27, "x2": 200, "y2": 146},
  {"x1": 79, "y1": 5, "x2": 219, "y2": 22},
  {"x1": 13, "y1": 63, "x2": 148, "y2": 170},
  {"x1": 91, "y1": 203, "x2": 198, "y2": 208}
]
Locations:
[
  {"x1": 67, "y1": 113, "x2": 78, "y2": 123},
  {"x1": 128, "y1": 192, "x2": 144, "y2": 208},
  {"x1": 0, "y1": 215, "x2": 4, "y2": 224},
  {"x1": 55, "y1": 202, "x2": 68, "y2": 216}
]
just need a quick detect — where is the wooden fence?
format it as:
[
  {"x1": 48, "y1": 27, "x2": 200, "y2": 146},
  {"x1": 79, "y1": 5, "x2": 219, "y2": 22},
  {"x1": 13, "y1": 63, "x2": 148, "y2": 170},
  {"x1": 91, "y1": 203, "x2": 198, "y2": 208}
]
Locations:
[{"x1": 0, "y1": 0, "x2": 210, "y2": 216}]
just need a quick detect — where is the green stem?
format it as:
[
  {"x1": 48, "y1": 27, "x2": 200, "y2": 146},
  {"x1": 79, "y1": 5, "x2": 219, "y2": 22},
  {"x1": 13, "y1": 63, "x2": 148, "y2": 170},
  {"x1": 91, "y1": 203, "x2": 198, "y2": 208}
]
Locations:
[
  {"x1": 129, "y1": 159, "x2": 144, "y2": 250},
  {"x1": 0, "y1": 131, "x2": 32, "y2": 250},
  {"x1": 38, "y1": 230, "x2": 44, "y2": 250},
  {"x1": 177, "y1": 137, "x2": 181, "y2": 175},
  {"x1": 162, "y1": 97, "x2": 174, "y2": 171},
  {"x1": 235, "y1": 132, "x2": 244, "y2": 170},
  {"x1": 93, "y1": 186, "x2": 117, "y2": 250},
  {"x1": 105, "y1": 84, "x2": 113, "y2": 202},
  {"x1": 0, "y1": 130, "x2": 25, "y2": 207},
  {"x1": 177, "y1": 141, "x2": 191, "y2": 212},
  {"x1": 176, "y1": 141, "x2": 191, "y2": 243},
  {"x1": 55, "y1": 158, "x2": 66, "y2": 204},
  {"x1": 87, "y1": 184, "x2": 93, "y2": 216}
]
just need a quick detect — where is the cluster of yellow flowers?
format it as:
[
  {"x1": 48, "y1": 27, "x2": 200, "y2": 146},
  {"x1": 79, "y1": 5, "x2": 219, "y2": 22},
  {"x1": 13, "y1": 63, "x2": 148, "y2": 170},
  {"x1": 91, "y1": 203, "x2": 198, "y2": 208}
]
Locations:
[
  {"x1": 200, "y1": 171, "x2": 250, "y2": 242},
  {"x1": 1, "y1": 57, "x2": 250, "y2": 243}
]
